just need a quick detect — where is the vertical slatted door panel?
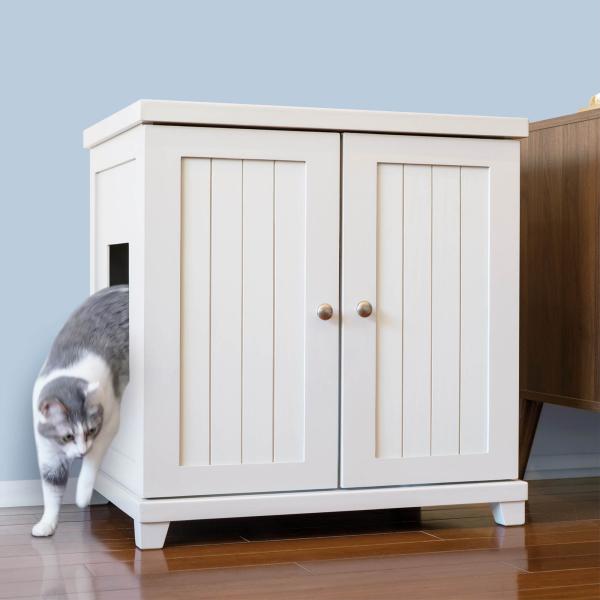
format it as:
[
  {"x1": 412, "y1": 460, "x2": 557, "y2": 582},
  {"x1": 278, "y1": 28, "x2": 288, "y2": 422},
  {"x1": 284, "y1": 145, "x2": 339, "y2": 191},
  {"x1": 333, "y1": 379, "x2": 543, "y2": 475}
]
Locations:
[
  {"x1": 431, "y1": 166, "x2": 461, "y2": 457},
  {"x1": 242, "y1": 160, "x2": 275, "y2": 465},
  {"x1": 402, "y1": 165, "x2": 432, "y2": 458},
  {"x1": 273, "y1": 161, "x2": 307, "y2": 464},
  {"x1": 210, "y1": 159, "x2": 244, "y2": 465},
  {"x1": 341, "y1": 133, "x2": 519, "y2": 488},
  {"x1": 460, "y1": 166, "x2": 490, "y2": 455},
  {"x1": 180, "y1": 158, "x2": 211, "y2": 467},
  {"x1": 376, "y1": 164, "x2": 404, "y2": 459},
  {"x1": 143, "y1": 126, "x2": 340, "y2": 498}
]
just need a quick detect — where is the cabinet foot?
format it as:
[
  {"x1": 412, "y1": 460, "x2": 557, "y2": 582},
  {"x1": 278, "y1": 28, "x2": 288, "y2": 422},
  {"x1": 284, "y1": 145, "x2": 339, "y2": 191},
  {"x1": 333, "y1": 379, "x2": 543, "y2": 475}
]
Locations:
[
  {"x1": 491, "y1": 501, "x2": 525, "y2": 526},
  {"x1": 134, "y1": 520, "x2": 170, "y2": 549}
]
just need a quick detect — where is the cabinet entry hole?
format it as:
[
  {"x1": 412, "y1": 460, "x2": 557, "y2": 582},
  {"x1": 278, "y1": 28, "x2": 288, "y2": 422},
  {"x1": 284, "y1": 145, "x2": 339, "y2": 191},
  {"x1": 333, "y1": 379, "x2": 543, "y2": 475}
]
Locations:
[{"x1": 109, "y1": 243, "x2": 129, "y2": 286}]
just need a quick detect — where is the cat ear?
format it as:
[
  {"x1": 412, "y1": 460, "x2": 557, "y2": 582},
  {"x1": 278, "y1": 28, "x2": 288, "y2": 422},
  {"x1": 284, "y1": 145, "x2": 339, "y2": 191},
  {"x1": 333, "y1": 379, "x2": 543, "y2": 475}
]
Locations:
[
  {"x1": 39, "y1": 398, "x2": 65, "y2": 418},
  {"x1": 85, "y1": 381, "x2": 100, "y2": 397}
]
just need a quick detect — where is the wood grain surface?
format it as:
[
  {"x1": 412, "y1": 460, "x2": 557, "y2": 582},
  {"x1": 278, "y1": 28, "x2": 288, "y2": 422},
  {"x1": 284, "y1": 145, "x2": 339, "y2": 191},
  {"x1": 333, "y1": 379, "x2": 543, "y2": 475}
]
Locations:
[
  {"x1": 521, "y1": 110, "x2": 600, "y2": 413},
  {"x1": 0, "y1": 478, "x2": 598, "y2": 599}
]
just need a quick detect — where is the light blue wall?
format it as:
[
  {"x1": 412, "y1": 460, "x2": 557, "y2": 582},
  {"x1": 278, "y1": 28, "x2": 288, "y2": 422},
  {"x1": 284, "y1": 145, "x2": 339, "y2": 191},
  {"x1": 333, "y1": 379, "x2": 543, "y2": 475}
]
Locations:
[{"x1": 1, "y1": 0, "x2": 599, "y2": 481}]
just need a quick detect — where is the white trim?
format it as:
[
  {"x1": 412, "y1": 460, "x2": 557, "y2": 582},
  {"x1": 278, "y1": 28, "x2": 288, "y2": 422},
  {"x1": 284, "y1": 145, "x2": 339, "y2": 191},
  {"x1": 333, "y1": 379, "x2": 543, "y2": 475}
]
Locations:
[
  {"x1": 83, "y1": 100, "x2": 528, "y2": 148},
  {"x1": 0, "y1": 478, "x2": 107, "y2": 508},
  {"x1": 95, "y1": 470, "x2": 527, "y2": 524},
  {"x1": 525, "y1": 453, "x2": 600, "y2": 480}
]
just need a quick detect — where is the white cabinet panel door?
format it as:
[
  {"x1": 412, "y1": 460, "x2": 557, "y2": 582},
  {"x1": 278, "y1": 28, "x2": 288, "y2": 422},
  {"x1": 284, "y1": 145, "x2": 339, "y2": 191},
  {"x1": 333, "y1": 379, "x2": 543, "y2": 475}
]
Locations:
[
  {"x1": 143, "y1": 126, "x2": 340, "y2": 497},
  {"x1": 341, "y1": 133, "x2": 519, "y2": 488}
]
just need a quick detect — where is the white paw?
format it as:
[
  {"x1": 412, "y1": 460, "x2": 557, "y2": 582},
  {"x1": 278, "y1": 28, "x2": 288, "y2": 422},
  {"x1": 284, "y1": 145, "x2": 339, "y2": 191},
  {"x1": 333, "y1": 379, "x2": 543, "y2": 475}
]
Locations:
[
  {"x1": 32, "y1": 520, "x2": 57, "y2": 537},
  {"x1": 76, "y1": 485, "x2": 93, "y2": 509}
]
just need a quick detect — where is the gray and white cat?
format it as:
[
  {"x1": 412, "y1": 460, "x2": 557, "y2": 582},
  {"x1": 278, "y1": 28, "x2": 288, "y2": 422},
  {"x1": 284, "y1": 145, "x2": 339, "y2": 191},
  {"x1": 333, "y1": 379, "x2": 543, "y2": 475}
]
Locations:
[{"x1": 31, "y1": 285, "x2": 128, "y2": 536}]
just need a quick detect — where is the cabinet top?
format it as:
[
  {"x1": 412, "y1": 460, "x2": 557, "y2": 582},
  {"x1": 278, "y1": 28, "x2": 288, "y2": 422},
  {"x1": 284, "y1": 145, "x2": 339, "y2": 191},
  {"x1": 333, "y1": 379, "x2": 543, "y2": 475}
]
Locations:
[
  {"x1": 529, "y1": 106, "x2": 600, "y2": 132},
  {"x1": 83, "y1": 100, "x2": 528, "y2": 148}
]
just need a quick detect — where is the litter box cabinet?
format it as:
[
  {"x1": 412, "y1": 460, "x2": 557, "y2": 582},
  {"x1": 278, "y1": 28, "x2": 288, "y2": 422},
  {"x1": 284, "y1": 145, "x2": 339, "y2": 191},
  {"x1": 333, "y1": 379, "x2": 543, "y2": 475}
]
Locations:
[{"x1": 85, "y1": 101, "x2": 528, "y2": 549}]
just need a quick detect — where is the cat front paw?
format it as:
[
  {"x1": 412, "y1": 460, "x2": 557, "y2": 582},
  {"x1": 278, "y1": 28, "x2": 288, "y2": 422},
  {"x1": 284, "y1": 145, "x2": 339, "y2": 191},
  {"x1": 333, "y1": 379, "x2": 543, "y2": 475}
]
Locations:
[{"x1": 32, "y1": 519, "x2": 57, "y2": 537}]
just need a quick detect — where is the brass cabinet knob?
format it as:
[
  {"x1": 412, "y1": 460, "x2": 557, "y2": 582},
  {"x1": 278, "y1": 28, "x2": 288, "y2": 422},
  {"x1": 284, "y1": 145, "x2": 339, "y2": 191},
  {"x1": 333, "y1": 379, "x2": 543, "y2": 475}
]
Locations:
[
  {"x1": 317, "y1": 303, "x2": 334, "y2": 321},
  {"x1": 356, "y1": 300, "x2": 373, "y2": 318}
]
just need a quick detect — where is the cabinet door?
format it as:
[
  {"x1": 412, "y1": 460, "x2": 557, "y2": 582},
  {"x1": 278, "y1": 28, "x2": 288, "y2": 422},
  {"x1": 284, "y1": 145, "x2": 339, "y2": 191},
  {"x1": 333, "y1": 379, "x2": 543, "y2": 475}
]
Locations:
[
  {"x1": 341, "y1": 133, "x2": 519, "y2": 487},
  {"x1": 143, "y1": 126, "x2": 340, "y2": 497}
]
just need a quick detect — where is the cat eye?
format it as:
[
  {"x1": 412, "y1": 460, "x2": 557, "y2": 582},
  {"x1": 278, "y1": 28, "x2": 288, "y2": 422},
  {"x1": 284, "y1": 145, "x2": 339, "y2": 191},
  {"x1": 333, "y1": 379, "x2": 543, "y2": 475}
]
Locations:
[
  {"x1": 61, "y1": 434, "x2": 74, "y2": 443},
  {"x1": 88, "y1": 427, "x2": 97, "y2": 436}
]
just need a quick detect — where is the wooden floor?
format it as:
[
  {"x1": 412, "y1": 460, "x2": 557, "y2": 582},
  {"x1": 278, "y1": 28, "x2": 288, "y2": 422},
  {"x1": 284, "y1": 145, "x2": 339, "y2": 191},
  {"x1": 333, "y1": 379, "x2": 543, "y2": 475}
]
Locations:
[{"x1": 0, "y1": 478, "x2": 598, "y2": 599}]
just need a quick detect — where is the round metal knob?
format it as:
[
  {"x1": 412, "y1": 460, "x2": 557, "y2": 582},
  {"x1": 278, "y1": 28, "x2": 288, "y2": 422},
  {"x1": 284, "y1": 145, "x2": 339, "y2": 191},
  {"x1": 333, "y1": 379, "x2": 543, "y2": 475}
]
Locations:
[
  {"x1": 317, "y1": 303, "x2": 334, "y2": 321},
  {"x1": 356, "y1": 300, "x2": 373, "y2": 318}
]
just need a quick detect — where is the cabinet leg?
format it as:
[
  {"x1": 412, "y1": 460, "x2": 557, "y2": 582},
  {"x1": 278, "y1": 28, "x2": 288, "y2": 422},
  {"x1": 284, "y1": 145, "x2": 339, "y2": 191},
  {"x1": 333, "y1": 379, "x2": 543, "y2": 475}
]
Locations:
[
  {"x1": 134, "y1": 520, "x2": 170, "y2": 549},
  {"x1": 519, "y1": 398, "x2": 543, "y2": 479},
  {"x1": 491, "y1": 501, "x2": 525, "y2": 526}
]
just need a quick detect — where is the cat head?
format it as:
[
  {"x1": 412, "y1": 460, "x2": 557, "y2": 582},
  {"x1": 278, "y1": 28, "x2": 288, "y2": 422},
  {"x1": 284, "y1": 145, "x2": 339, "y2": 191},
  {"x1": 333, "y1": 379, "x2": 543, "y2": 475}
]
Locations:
[{"x1": 37, "y1": 377, "x2": 103, "y2": 459}]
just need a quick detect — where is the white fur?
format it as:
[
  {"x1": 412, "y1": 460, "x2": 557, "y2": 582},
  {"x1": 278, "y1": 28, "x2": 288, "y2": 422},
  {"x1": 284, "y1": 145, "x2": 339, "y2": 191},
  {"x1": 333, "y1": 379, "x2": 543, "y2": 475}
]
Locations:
[{"x1": 31, "y1": 352, "x2": 120, "y2": 537}]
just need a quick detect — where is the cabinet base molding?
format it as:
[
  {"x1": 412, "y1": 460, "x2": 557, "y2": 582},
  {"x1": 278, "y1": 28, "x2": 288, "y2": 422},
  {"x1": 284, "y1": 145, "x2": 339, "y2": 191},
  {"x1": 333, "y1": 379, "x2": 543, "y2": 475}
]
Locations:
[{"x1": 95, "y1": 471, "x2": 528, "y2": 549}]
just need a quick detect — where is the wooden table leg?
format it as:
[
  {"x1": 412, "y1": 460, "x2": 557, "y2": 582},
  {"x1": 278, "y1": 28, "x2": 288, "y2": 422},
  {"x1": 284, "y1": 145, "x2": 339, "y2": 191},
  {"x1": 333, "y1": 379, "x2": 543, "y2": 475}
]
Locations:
[{"x1": 519, "y1": 398, "x2": 543, "y2": 479}]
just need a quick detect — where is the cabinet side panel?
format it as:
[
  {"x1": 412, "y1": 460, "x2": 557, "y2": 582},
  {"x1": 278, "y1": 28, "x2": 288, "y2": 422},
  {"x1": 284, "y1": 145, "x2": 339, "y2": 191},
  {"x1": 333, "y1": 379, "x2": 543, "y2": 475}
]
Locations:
[
  {"x1": 91, "y1": 127, "x2": 144, "y2": 495},
  {"x1": 95, "y1": 162, "x2": 137, "y2": 466},
  {"x1": 521, "y1": 121, "x2": 599, "y2": 407},
  {"x1": 210, "y1": 159, "x2": 244, "y2": 465},
  {"x1": 94, "y1": 161, "x2": 136, "y2": 289},
  {"x1": 460, "y1": 166, "x2": 490, "y2": 454},
  {"x1": 402, "y1": 165, "x2": 432, "y2": 458},
  {"x1": 180, "y1": 158, "x2": 211, "y2": 466},
  {"x1": 431, "y1": 166, "x2": 461, "y2": 456},
  {"x1": 564, "y1": 122, "x2": 598, "y2": 404}
]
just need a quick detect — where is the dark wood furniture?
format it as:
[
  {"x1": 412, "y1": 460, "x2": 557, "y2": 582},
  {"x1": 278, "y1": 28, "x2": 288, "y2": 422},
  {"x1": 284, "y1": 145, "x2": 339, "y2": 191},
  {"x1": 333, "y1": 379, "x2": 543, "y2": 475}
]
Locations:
[{"x1": 520, "y1": 107, "x2": 600, "y2": 478}]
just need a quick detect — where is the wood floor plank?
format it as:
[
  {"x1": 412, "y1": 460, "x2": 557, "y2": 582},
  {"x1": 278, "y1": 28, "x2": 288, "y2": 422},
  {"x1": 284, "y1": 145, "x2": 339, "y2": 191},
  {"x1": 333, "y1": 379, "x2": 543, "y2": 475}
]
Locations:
[
  {"x1": 11, "y1": 565, "x2": 598, "y2": 600},
  {"x1": 508, "y1": 554, "x2": 600, "y2": 573},
  {"x1": 10, "y1": 577, "x2": 600, "y2": 600},
  {"x1": 86, "y1": 538, "x2": 523, "y2": 575},
  {"x1": 424, "y1": 519, "x2": 600, "y2": 540},
  {"x1": 298, "y1": 541, "x2": 600, "y2": 575},
  {"x1": 1, "y1": 477, "x2": 599, "y2": 599},
  {"x1": 0, "y1": 520, "x2": 133, "y2": 536}
]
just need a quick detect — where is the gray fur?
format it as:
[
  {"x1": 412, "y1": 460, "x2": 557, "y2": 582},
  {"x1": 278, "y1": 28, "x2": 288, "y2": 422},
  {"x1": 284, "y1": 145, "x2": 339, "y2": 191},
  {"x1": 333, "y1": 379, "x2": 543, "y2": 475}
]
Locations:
[
  {"x1": 37, "y1": 376, "x2": 104, "y2": 443},
  {"x1": 39, "y1": 377, "x2": 89, "y2": 423},
  {"x1": 41, "y1": 457, "x2": 70, "y2": 487},
  {"x1": 42, "y1": 285, "x2": 129, "y2": 396}
]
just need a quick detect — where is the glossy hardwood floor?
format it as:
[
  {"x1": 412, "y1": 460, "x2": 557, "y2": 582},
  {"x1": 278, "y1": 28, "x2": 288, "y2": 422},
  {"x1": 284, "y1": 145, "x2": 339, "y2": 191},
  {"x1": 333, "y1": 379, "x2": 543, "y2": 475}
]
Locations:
[{"x1": 0, "y1": 478, "x2": 598, "y2": 599}]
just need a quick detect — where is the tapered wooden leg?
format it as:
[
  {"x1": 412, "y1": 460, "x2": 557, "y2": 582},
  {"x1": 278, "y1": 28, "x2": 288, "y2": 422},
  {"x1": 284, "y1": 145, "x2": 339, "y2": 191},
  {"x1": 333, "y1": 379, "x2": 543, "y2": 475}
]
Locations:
[
  {"x1": 491, "y1": 501, "x2": 525, "y2": 526},
  {"x1": 134, "y1": 521, "x2": 170, "y2": 549},
  {"x1": 519, "y1": 398, "x2": 543, "y2": 479}
]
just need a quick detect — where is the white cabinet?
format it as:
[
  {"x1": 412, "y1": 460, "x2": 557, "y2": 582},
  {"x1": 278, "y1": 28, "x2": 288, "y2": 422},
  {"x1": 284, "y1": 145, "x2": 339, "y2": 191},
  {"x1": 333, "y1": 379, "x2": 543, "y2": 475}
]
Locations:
[
  {"x1": 142, "y1": 126, "x2": 340, "y2": 497},
  {"x1": 86, "y1": 101, "x2": 528, "y2": 549},
  {"x1": 341, "y1": 133, "x2": 519, "y2": 488}
]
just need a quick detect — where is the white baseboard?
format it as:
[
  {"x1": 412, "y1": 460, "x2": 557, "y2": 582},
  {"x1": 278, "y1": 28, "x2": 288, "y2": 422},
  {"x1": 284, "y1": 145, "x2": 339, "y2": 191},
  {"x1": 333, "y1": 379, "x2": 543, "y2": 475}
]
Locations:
[
  {"x1": 0, "y1": 478, "x2": 107, "y2": 508},
  {"x1": 525, "y1": 452, "x2": 600, "y2": 480}
]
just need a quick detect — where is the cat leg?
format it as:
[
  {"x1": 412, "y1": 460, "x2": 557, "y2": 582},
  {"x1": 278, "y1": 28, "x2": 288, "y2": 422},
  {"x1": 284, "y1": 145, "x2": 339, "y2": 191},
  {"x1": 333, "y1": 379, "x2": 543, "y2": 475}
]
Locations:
[
  {"x1": 76, "y1": 411, "x2": 119, "y2": 508},
  {"x1": 32, "y1": 457, "x2": 70, "y2": 537}
]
